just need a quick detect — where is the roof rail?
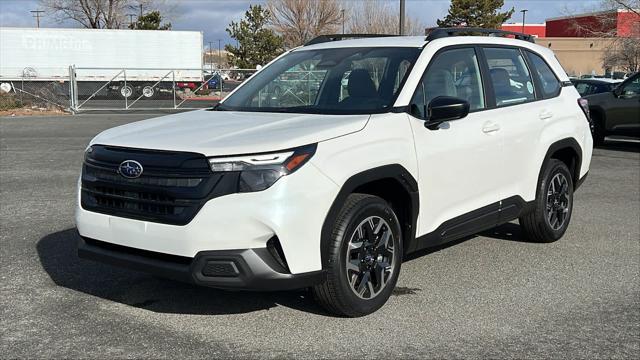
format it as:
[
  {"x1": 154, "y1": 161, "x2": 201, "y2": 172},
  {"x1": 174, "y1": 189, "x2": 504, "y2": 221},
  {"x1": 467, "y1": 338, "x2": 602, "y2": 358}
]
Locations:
[
  {"x1": 304, "y1": 34, "x2": 396, "y2": 46},
  {"x1": 425, "y1": 27, "x2": 535, "y2": 43}
]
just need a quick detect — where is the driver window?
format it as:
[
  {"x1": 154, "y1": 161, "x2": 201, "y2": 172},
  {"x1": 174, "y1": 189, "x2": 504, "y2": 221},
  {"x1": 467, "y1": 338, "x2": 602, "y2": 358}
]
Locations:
[
  {"x1": 620, "y1": 76, "x2": 640, "y2": 97},
  {"x1": 410, "y1": 48, "x2": 485, "y2": 119}
]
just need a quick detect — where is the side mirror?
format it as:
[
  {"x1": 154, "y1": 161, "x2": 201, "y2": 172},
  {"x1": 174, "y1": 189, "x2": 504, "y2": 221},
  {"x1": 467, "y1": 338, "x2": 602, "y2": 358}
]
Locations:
[
  {"x1": 424, "y1": 96, "x2": 470, "y2": 130},
  {"x1": 612, "y1": 86, "x2": 622, "y2": 97}
]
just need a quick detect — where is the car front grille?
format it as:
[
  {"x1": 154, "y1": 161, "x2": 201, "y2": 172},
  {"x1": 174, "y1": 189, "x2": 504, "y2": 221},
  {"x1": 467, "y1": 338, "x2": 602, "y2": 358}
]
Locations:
[{"x1": 81, "y1": 145, "x2": 238, "y2": 225}]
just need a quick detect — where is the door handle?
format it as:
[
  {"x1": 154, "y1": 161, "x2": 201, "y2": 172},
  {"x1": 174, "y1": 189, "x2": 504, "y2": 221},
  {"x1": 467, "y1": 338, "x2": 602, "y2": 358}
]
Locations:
[
  {"x1": 539, "y1": 110, "x2": 554, "y2": 120},
  {"x1": 482, "y1": 122, "x2": 500, "y2": 133}
]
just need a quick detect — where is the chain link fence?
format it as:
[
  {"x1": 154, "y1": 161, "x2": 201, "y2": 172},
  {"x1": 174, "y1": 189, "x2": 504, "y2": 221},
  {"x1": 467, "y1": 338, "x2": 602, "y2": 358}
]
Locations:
[
  {"x1": 70, "y1": 67, "x2": 257, "y2": 112},
  {"x1": 0, "y1": 66, "x2": 259, "y2": 113},
  {"x1": 0, "y1": 67, "x2": 71, "y2": 112}
]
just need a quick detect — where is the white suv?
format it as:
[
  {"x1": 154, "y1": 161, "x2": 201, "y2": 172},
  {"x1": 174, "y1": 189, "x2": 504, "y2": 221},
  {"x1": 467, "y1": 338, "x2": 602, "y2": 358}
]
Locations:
[{"x1": 76, "y1": 29, "x2": 593, "y2": 317}]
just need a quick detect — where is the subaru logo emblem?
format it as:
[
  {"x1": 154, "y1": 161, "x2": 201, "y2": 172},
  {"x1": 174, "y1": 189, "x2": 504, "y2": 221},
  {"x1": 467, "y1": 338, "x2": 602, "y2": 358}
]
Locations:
[{"x1": 118, "y1": 160, "x2": 143, "y2": 179}]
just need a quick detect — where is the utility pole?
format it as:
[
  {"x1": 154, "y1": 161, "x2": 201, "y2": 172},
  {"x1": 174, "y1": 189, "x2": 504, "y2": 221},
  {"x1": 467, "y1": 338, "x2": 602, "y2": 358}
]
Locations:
[
  {"x1": 217, "y1": 39, "x2": 222, "y2": 67},
  {"x1": 520, "y1": 9, "x2": 528, "y2": 34},
  {"x1": 208, "y1": 41, "x2": 213, "y2": 72},
  {"x1": 30, "y1": 10, "x2": 44, "y2": 28},
  {"x1": 341, "y1": 9, "x2": 345, "y2": 34},
  {"x1": 399, "y1": 0, "x2": 405, "y2": 35},
  {"x1": 127, "y1": 13, "x2": 136, "y2": 28}
]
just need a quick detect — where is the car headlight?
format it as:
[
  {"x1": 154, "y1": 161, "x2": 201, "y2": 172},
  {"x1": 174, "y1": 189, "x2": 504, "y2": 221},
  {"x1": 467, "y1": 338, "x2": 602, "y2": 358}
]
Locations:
[
  {"x1": 208, "y1": 144, "x2": 316, "y2": 192},
  {"x1": 84, "y1": 145, "x2": 94, "y2": 161}
]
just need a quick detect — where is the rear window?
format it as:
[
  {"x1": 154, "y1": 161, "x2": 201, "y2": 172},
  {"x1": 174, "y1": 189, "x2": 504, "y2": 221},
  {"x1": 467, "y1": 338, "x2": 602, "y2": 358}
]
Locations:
[
  {"x1": 483, "y1": 47, "x2": 536, "y2": 107},
  {"x1": 526, "y1": 52, "x2": 561, "y2": 98}
]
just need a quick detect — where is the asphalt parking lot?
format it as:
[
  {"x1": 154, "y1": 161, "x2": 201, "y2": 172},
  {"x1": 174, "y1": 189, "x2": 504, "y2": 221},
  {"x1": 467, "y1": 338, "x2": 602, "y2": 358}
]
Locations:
[{"x1": 1, "y1": 113, "x2": 638, "y2": 358}]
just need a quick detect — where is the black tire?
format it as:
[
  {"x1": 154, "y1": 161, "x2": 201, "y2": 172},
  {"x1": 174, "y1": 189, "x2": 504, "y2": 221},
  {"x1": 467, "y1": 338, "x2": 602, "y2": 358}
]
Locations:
[
  {"x1": 590, "y1": 112, "x2": 605, "y2": 146},
  {"x1": 312, "y1": 194, "x2": 402, "y2": 317},
  {"x1": 519, "y1": 159, "x2": 574, "y2": 243}
]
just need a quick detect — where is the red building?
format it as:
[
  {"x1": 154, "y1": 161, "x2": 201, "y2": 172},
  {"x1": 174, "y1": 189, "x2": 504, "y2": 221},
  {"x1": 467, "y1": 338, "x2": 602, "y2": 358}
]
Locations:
[
  {"x1": 545, "y1": 9, "x2": 639, "y2": 37},
  {"x1": 501, "y1": 9, "x2": 639, "y2": 38},
  {"x1": 501, "y1": 23, "x2": 546, "y2": 37}
]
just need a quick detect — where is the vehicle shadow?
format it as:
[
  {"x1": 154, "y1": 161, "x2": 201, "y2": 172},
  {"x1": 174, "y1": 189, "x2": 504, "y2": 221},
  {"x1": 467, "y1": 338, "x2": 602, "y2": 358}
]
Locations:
[
  {"x1": 36, "y1": 228, "x2": 329, "y2": 316},
  {"x1": 478, "y1": 222, "x2": 531, "y2": 243}
]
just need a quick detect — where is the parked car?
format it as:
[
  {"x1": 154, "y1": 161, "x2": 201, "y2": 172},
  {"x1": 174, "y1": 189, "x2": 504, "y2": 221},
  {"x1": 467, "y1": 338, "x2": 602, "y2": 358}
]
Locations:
[
  {"x1": 571, "y1": 78, "x2": 622, "y2": 96},
  {"x1": 205, "y1": 72, "x2": 224, "y2": 90},
  {"x1": 582, "y1": 72, "x2": 640, "y2": 145},
  {"x1": 76, "y1": 30, "x2": 592, "y2": 317}
]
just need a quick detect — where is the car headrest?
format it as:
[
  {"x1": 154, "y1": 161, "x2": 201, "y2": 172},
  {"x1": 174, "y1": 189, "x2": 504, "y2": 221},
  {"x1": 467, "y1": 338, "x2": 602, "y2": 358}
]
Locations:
[{"x1": 347, "y1": 69, "x2": 377, "y2": 98}]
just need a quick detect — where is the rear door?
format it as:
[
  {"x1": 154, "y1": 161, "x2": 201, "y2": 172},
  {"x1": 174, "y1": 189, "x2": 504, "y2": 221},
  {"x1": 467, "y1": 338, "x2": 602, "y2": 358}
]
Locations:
[{"x1": 478, "y1": 46, "x2": 551, "y2": 207}]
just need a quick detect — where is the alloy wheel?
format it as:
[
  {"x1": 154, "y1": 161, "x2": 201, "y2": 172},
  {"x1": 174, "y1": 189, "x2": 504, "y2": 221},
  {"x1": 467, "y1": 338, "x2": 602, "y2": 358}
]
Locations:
[
  {"x1": 345, "y1": 216, "x2": 395, "y2": 300},
  {"x1": 546, "y1": 173, "x2": 571, "y2": 230}
]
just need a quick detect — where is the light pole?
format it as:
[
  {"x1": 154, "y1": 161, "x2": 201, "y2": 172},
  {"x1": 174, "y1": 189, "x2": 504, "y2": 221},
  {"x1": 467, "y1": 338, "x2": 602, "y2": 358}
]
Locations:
[
  {"x1": 341, "y1": 9, "x2": 345, "y2": 34},
  {"x1": 218, "y1": 39, "x2": 222, "y2": 68},
  {"x1": 520, "y1": 9, "x2": 528, "y2": 34},
  {"x1": 399, "y1": 0, "x2": 405, "y2": 35}
]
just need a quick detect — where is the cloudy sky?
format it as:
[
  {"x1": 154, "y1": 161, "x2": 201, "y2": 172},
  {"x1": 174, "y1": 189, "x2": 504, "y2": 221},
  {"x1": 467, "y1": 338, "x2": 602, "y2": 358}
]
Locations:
[{"x1": 0, "y1": 0, "x2": 603, "y2": 46}]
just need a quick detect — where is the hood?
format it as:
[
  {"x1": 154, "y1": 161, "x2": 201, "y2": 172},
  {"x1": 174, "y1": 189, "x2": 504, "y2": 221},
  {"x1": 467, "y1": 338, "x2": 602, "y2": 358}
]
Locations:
[{"x1": 90, "y1": 109, "x2": 370, "y2": 156}]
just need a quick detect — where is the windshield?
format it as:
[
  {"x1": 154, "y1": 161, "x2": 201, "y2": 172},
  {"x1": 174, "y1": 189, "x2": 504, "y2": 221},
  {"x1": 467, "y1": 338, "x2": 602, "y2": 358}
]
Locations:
[{"x1": 219, "y1": 47, "x2": 421, "y2": 114}]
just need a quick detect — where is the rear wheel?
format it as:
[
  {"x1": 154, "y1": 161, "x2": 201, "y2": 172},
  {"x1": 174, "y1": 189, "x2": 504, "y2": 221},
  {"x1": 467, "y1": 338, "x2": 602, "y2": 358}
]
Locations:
[
  {"x1": 520, "y1": 159, "x2": 574, "y2": 243},
  {"x1": 313, "y1": 194, "x2": 402, "y2": 317}
]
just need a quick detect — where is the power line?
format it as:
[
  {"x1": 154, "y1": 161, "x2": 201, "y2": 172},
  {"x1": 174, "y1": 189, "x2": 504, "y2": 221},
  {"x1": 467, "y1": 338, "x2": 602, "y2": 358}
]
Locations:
[{"x1": 30, "y1": 10, "x2": 44, "y2": 28}]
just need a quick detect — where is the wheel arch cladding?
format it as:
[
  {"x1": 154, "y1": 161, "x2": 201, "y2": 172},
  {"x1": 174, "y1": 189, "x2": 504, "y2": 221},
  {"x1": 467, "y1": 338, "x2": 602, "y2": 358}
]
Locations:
[
  {"x1": 320, "y1": 164, "x2": 419, "y2": 268},
  {"x1": 540, "y1": 138, "x2": 582, "y2": 191}
]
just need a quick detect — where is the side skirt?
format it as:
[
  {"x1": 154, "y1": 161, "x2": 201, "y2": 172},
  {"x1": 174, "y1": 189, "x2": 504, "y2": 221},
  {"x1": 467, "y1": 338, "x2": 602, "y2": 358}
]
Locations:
[{"x1": 410, "y1": 196, "x2": 534, "y2": 253}]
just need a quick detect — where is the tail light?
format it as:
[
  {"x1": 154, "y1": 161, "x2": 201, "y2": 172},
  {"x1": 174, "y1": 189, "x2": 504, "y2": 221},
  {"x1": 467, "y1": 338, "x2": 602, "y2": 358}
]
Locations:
[
  {"x1": 577, "y1": 98, "x2": 594, "y2": 133},
  {"x1": 578, "y1": 98, "x2": 590, "y2": 120}
]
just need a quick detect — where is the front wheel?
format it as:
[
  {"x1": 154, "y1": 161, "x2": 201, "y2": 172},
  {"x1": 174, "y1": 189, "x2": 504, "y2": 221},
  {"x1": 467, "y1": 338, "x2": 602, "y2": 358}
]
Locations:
[
  {"x1": 313, "y1": 194, "x2": 402, "y2": 317},
  {"x1": 519, "y1": 159, "x2": 574, "y2": 243}
]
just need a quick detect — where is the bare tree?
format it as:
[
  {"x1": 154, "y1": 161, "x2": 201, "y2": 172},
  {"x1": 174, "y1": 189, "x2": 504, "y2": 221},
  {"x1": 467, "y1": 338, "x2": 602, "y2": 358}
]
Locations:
[
  {"x1": 566, "y1": 0, "x2": 640, "y2": 72},
  {"x1": 40, "y1": 0, "x2": 176, "y2": 29},
  {"x1": 347, "y1": 0, "x2": 424, "y2": 35},
  {"x1": 266, "y1": 0, "x2": 343, "y2": 48},
  {"x1": 606, "y1": 0, "x2": 640, "y2": 15},
  {"x1": 40, "y1": 0, "x2": 127, "y2": 28}
]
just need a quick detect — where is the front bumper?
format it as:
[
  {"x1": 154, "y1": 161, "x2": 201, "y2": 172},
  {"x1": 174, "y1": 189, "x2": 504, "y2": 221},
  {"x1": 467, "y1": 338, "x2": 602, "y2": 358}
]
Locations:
[
  {"x1": 78, "y1": 236, "x2": 325, "y2": 290},
  {"x1": 75, "y1": 160, "x2": 339, "y2": 274}
]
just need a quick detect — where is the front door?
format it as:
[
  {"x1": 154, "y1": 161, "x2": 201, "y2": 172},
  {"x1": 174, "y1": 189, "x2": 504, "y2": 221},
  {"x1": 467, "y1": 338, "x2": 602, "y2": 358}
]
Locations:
[
  {"x1": 407, "y1": 47, "x2": 503, "y2": 241},
  {"x1": 608, "y1": 74, "x2": 640, "y2": 135}
]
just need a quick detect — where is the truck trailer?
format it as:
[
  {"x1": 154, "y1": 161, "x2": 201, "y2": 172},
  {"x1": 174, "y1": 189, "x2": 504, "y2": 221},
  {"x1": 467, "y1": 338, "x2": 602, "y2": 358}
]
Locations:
[{"x1": 0, "y1": 27, "x2": 204, "y2": 99}]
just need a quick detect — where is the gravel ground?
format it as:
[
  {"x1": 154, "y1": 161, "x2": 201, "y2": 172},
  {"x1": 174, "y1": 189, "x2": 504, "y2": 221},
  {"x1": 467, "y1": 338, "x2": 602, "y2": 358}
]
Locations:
[{"x1": 1, "y1": 114, "x2": 638, "y2": 358}]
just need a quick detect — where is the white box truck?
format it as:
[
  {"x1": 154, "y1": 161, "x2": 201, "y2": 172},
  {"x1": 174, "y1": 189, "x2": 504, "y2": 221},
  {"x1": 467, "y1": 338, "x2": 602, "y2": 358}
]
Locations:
[{"x1": 0, "y1": 27, "x2": 204, "y2": 99}]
